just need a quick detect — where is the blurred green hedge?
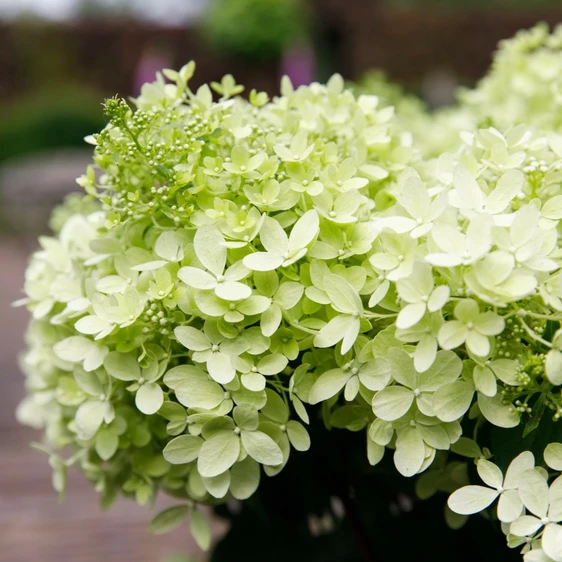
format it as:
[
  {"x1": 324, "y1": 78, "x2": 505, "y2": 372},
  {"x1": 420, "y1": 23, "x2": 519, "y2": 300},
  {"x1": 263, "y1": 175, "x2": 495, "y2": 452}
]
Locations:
[
  {"x1": 0, "y1": 88, "x2": 105, "y2": 164},
  {"x1": 202, "y1": 0, "x2": 308, "y2": 61},
  {"x1": 385, "y1": 0, "x2": 561, "y2": 7}
]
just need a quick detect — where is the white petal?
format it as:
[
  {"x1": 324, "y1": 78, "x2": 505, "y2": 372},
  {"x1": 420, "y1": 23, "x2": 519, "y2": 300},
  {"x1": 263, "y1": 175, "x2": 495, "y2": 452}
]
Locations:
[
  {"x1": 510, "y1": 515, "x2": 542, "y2": 537},
  {"x1": 477, "y1": 459, "x2": 503, "y2": 489},
  {"x1": 447, "y1": 486, "x2": 499, "y2": 515},
  {"x1": 497, "y1": 489, "x2": 524, "y2": 523}
]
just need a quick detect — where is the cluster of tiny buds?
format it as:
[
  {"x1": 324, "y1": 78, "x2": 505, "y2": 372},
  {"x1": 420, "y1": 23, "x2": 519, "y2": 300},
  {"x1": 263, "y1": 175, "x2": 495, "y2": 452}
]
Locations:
[
  {"x1": 508, "y1": 400, "x2": 532, "y2": 415},
  {"x1": 142, "y1": 303, "x2": 172, "y2": 336},
  {"x1": 523, "y1": 157, "x2": 550, "y2": 174}
]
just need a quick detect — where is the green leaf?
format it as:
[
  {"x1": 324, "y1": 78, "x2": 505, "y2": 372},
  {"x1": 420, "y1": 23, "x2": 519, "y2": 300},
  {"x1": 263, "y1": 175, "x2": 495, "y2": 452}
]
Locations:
[
  {"x1": 451, "y1": 437, "x2": 482, "y2": 458},
  {"x1": 241, "y1": 430, "x2": 283, "y2": 466},
  {"x1": 190, "y1": 510, "x2": 211, "y2": 551},
  {"x1": 197, "y1": 430, "x2": 240, "y2": 477},
  {"x1": 523, "y1": 394, "x2": 546, "y2": 438},
  {"x1": 103, "y1": 351, "x2": 140, "y2": 381},
  {"x1": 95, "y1": 428, "x2": 118, "y2": 461},
  {"x1": 308, "y1": 368, "x2": 352, "y2": 404},
  {"x1": 135, "y1": 382, "x2": 164, "y2": 415},
  {"x1": 149, "y1": 505, "x2": 189, "y2": 534},
  {"x1": 163, "y1": 435, "x2": 204, "y2": 464}
]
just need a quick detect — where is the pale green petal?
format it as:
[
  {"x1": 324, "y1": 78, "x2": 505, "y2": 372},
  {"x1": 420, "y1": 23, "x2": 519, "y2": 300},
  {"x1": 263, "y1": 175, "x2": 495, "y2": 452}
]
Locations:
[
  {"x1": 163, "y1": 435, "x2": 204, "y2": 464},
  {"x1": 286, "y1": 421, "x2": 311, "y2": 451},
  {"x1": 474, "y1": 311, "x2": 505, "y2": 336},
  {"x1": 174, "y1": 326, "x2": 210, "y2": 351},
  {"x1": 510, "y1": 515, "x2": 542, "y2": 537},
  {"x1": 308, "y1": 368, "x2": 352, "y2": 405},
  {"x1": 473, "y1": 365, "x2": 497, "y2": 397},
  {"x1": 230, "y1": 457, "x2": 260, "y2": 500},
  {"x1": 545, "y1": 443, "x2": 562, "y2": 471},
  {"x1": 394, "y1": 426, "x2": 425, "y2": 477},
  {"x1": 135, "y1": 382, "x2": 164, "y2": 415},
  {"x1": 546, "y1": 350, "x2": 562, "y2": 386},
  {"x1": 103, "y1": 351, "x2": 140, "y2": 381},
  {"x1": 75, "y1": 400, "x2": 105, "y2": 440},
  {"x1": 498, "y1": 490, "x2": 523, "y2": 523},
  {"x1": 358, "y1": 358, "x2": 391, "y2": 391},
  {"x1": 178, "y1": 266, "x2": 216, "y2": 290},
  {"x1": 190, "y1": 510, "x2": 211, "y2": 551},
  {"x1": 438, "y1": 321, "x2": 468, "y2": 350},
  {"x1": 466, "y1": 330, "x2": 490, "y2": 357},
  {"x1": 149, "y1": 505, "x2": 189, "y2": 535},
  {"x1": 542, "y1": 523, "x2": 562, "y2": 562},
  {"x1": 202, "y1": 471, "x2": 230, "y2": 499},
  {"x1": 175, "y1": 378, "x2": 224, "y2": 409},
  {"x1": 372, "y1": 386, "x2": 415, "y2": 421},
  {"x1": 432, "y1": 381, "x2": 474, "y2": 422},
  {"x1": 194, "y1": 225, "x2": 226, "y2": 276},
  {"x1": 241, "y1": 430, "x2": 283, "y2": 466},
  {"x1": 243, "y1": 252, "x2": 284, "y2": 271},
  {"x1": 314, "y1": 314, "x2": 355, "y2": 349},
  {"x1": 396, "y1": 302, "x2": 426, "y2": 330},
  {"x1": 504, "y1": 451, "x2": 536, "y2": 489},
  {"x1": 197, "y1": 430, "x2": 240, "y2": 478},
  {"x1": 288, "y1": 210, "x2": 319, "y2": 252},
  {"x1": 207, "y1": 352, "x2": 235, "y2": 384},
  {"x1": 215, "y1": 281, "x2": 252, "y2": 302},
  {"x1": 476, "y1": 459, "x2": 503, "y2": 489},
  {"x1": 324, "y1": 274, "x2": 363, "y2": 314},
  {"x1": 518, "y1": 469, "x2": 549, "y2": 518},
  {"x1": 478, "y1": 393, "x2": 520, "y2": 428}
]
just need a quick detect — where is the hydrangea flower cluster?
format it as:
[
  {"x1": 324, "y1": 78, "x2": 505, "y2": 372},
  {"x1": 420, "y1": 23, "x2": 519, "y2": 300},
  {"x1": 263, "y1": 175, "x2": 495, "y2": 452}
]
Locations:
[{"x1": 16, "y1": 25, "x2": 562, "y2": 558}]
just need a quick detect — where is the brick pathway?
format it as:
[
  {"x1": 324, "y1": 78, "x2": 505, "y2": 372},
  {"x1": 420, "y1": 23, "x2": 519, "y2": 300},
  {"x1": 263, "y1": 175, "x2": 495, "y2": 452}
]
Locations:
[{"x1": 0, "y1": 239, "x2": 225, "y2": 562}]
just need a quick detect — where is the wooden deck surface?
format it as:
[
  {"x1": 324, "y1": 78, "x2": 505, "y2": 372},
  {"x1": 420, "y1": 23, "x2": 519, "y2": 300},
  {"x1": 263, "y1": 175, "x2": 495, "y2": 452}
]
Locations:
[{"x1": 0, "y1": 240, "x2": 224, "y2": 561}]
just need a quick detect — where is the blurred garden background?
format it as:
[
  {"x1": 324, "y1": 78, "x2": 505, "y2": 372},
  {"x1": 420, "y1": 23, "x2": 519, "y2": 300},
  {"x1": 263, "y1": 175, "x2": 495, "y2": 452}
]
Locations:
[{"x1": 2, "y1": 0, "x2": 562, "y2": 560}]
